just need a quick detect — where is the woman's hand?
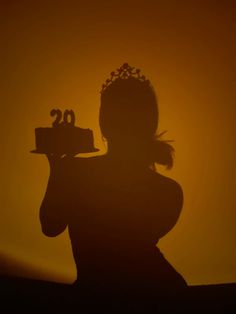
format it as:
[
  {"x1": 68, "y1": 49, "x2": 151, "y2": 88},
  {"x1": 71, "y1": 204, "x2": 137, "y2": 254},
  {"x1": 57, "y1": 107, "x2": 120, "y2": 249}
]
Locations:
[
  {"x1": 46, "y1": 153, "x2": 76, "y2": 172},
  {"x1": 46, "y1": 153, "x2": 63, "y2": 170}
]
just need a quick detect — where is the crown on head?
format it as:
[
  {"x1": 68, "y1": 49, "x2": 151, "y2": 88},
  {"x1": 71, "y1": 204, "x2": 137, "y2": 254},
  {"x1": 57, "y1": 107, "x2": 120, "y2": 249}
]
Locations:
[{"x1": 100, "y1": 63, "x2": 150, "y2": 94}]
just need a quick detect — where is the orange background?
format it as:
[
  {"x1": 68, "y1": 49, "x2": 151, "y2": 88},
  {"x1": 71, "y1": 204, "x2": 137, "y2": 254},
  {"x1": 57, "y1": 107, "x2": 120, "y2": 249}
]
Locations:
[{"x1": 1, "y1": 0, "x2": 236, "y2": 285}]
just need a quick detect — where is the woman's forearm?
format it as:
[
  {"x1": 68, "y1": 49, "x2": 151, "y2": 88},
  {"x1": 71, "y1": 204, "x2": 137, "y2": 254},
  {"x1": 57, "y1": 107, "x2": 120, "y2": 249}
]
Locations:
[{"x1": 40, "y1": 157, "x2": 69, "y2": 237}]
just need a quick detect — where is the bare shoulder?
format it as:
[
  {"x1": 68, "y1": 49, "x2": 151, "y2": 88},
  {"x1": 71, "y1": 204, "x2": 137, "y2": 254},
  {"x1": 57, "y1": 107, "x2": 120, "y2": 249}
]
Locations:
[
  {"x1": 151, "y1": 170, "x2": 183, "y2": 202},
  {"x1": 150, "y1": 171, "x2": 184, "y2": 234}
]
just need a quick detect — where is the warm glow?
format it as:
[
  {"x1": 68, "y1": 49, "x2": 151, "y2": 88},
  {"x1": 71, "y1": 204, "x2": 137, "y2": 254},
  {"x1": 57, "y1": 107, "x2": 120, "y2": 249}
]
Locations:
[{"x1": 1, "y1": 1, "x2": 236, "y2": 285}]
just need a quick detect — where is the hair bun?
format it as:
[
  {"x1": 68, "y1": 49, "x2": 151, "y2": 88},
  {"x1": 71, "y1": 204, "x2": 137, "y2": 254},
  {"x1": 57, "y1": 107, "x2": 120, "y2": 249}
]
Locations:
[{"x1": 152, "y1": 132, "x2": 174, "y2": 169}]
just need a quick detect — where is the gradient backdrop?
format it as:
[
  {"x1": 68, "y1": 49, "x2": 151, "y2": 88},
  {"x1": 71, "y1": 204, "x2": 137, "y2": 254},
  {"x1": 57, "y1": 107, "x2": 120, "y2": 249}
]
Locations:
[{"x1": 1, "y1": 0, "x2": 236, "y2": 285}]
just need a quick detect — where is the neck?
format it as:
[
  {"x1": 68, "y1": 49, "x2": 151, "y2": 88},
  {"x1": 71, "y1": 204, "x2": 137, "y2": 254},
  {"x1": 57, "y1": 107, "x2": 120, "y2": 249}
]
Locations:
[{"x1": 106, "y1": 142, "x2": 150, "y2": 169}]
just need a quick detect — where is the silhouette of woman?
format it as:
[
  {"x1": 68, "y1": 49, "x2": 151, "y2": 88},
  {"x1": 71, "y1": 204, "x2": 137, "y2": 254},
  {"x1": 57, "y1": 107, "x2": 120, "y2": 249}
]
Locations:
[{"x1": 40, "y1": 63, "x2": 187, "y2": 297}]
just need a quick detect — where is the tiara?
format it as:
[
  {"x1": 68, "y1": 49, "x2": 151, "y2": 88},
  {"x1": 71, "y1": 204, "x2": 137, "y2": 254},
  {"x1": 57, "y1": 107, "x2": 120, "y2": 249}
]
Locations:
[{"x1": 100, "y1": 63, "x2": 150, "y2": 94}]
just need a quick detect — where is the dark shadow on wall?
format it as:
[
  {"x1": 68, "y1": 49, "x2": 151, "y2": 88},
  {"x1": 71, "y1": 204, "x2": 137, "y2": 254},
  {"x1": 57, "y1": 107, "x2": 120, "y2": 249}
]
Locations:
[{"x1": 34, "y1": 63, "x2": 187, "y2": 302}]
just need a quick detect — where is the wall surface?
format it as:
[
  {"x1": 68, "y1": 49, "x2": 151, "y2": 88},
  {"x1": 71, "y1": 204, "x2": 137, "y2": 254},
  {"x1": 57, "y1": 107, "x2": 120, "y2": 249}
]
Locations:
[{"x1": 1, "y1": 0, "x2": 236, "y2": 285}]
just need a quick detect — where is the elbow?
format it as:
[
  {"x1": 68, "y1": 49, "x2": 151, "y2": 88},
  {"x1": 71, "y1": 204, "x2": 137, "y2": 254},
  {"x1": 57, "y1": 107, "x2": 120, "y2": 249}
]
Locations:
[
  {"x1": 40, "y1": 205, "x2": 67, "y2": 237},
  {"x1": 41, "y1": 224, "x2": 67, "y2": 237},
  {"x1": 40, "y1": 216, "x2": 67, "y2": 237},
  {"x1": 41, "y1": 227, "x2": 55, "y2": 237}
]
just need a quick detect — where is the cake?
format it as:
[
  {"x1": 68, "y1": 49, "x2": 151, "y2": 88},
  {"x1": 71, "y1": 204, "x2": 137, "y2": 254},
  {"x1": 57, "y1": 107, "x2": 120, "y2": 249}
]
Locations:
[{"x1": 31, "y1": 110, "x2": 99, "y2": 154}]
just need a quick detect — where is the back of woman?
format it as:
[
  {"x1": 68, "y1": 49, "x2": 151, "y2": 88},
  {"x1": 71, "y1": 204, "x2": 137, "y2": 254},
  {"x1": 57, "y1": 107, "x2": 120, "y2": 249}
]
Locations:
[{"x1": 40, "y1": 63, "x2": 187, "y2": 297}]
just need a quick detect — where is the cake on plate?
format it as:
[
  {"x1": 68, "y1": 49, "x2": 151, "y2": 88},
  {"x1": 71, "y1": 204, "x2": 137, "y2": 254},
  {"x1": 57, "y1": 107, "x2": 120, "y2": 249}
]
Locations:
[{"x1": 31, "y1": 109, "x2": 99, "y2": 154}]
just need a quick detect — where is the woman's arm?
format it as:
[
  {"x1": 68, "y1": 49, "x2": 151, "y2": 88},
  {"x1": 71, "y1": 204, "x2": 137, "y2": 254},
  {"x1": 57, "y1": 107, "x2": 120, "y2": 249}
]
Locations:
[{"x1": 40, "y1": 155, "x2": 72, "y2": 237}]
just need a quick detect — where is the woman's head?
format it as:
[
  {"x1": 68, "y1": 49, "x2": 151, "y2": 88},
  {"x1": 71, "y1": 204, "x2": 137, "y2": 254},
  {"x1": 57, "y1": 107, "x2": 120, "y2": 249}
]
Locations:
[
  {"x1": 100, "y1": 64, "x2": 158, "y2": 143},
  {"x1": 99, "y1": 64, "x2": 174, "y2": 168}
]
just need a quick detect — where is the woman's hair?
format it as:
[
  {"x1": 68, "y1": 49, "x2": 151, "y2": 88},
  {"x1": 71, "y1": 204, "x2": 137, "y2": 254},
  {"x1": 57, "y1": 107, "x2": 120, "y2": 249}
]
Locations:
[{"x1": 99, "y1": 64, "x2": 174, "y2": 169}]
